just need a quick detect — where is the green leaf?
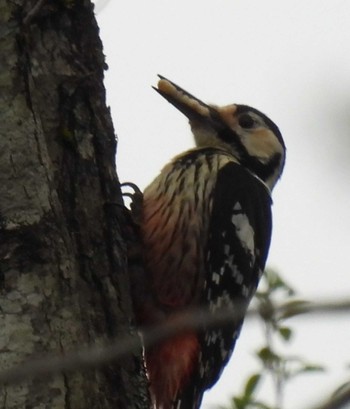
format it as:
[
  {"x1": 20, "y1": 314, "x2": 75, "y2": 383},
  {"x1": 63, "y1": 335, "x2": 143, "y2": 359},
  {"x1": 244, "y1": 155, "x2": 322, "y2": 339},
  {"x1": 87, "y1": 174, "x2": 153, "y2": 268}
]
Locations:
[
  {"x1": 256, "y1": 347, "x2": 280, "y2": 366},
  {"x1": 301, "y1": 364, "x2": 325, "y2": 373},
  {"x1": 279, "y1": 300, "x2": 311, "y2": 319},
  {"x1": 232, "y1": 396, "x2": 247, "y2": 409},
  {"x1": 243, "y1": 374, "x2": 261, "y2": 398},
  {"x1": 264, "y1": 269, "x2": 296, "y2": 295},
  {"x1": 257, "y1": 299, "x2": 275, "y2": 322},
  {"x1": 286, "y1": 360, "x2": 326, "y2": 379},
  {"x1": 251, "y1": 402, "x2": 274, "y2": 409},
  {"x1": 278, "y1": 326, "x2": 293, "y2": 342}
]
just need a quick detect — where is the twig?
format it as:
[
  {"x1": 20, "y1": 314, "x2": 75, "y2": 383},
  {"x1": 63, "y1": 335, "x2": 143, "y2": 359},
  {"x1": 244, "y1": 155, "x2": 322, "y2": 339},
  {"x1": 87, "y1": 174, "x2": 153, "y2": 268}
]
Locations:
[
  {"x1": 308, "y1": 382, "x2": 350, "y2": 409},
  {"x1": 251, "y1": 298, "x2": 350, "y2": 320},
  {"x1": 0, "y1": 306, "x2": 246, "y2": 386},
  {"x1": 0, "y1": 298, "x2": 349, "y2": 387}
]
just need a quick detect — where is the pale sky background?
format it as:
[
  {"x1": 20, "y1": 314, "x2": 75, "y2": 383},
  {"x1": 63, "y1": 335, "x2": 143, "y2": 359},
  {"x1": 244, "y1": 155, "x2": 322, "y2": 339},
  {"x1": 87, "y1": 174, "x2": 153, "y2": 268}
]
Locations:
[{"x1": 93, "y1": 1, "x2": 350, "y2": 408}]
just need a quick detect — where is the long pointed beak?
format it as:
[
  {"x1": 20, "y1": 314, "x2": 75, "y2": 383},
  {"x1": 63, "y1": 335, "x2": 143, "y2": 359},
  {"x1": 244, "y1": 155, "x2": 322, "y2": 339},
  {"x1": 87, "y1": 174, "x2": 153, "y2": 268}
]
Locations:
[{"x1": 154, "y1": 75, "x2": 222, "y2": 127}]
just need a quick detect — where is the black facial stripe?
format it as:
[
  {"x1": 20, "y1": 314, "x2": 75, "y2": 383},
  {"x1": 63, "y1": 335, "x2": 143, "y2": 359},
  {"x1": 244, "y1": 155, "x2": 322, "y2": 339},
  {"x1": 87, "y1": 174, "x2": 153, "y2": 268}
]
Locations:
[
  {"x1": 216, "y1": 122, "x2": 283, "y2": 182},
  {"x1": 247, "y1": 153, "x2": 282, "y2": 181},
  {"x1": 217, "y1": 127, "x2": 246, "y2": 154},
  {"x1": 211, "y1": 104, "x2": 285, "y2": 182}
]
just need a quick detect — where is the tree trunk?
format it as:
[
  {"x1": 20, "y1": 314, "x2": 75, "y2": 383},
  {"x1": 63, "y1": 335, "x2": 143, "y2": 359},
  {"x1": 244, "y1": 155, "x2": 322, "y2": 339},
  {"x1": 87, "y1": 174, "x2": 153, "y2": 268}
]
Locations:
[{"x1": 0, "y1": 1, "x2": 148, "y2": 408}]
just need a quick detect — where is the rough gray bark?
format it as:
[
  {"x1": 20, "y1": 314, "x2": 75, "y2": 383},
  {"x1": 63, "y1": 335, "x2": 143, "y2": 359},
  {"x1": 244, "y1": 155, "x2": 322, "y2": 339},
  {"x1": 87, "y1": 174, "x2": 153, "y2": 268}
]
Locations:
[{"x1": 0, "y1": 1, "x2": 149, "y2": 408}]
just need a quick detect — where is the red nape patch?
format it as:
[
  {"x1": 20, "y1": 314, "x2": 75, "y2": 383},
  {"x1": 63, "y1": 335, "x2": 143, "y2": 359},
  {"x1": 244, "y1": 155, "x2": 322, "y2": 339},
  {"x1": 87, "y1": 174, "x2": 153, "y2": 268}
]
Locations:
[{"x1": 147, "y1": 332, "x2": 200, "y2": 409}]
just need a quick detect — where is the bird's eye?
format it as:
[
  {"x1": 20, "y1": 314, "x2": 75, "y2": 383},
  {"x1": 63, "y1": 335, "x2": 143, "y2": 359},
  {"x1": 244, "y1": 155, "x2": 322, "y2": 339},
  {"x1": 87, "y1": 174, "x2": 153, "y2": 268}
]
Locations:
[{"x1": 238, "y1": 114, "x2": 255, "y2": 129}]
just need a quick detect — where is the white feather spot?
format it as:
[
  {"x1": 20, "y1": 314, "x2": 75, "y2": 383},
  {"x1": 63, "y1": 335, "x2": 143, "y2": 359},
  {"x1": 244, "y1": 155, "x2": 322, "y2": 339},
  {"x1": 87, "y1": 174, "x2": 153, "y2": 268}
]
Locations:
[
  {"x1": 212, "y1": 272, "x2": 220, "y2": 285},
  {"x1": 242, "y1": 285, "x2": 250, "y2": 298},
  {"x1": 232, "y1": 267, "x2": 244, "y2": 285},
  {"x1": 231, "y1": 205, "x2": 255, "y2": 257}
]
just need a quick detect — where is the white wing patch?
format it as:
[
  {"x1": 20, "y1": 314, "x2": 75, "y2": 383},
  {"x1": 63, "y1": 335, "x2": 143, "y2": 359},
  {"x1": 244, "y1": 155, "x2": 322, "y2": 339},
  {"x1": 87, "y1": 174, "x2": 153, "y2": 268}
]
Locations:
[{"x1": 231, "y1": 202, "x2": 255, "y2": 262}]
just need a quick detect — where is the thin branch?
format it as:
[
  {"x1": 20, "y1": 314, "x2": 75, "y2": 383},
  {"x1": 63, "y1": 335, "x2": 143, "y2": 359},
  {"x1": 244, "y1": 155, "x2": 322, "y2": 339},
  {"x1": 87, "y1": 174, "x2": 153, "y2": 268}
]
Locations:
[
  {"x1": 0, "y1": 298, "x2": 349, "y2": 395},
  {"x1": 308, "y1": 382, "x2": 350, "y2": 409},
  {"x1": 250, "y1": 298, "x2": 350, "y2": 321},
  {"x1": 281, "y1": 299, "x2": 350, "y2": 318},
  {"x1": 0, "y1": 306, "x2": 246, "y2": 386}
]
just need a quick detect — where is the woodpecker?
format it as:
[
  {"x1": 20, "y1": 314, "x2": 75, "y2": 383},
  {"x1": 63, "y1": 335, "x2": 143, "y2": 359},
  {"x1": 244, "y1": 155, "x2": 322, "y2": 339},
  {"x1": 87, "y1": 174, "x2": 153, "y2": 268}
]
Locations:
[{"x1": 129, "y1": 76, "x2": 286, "y2": 409}]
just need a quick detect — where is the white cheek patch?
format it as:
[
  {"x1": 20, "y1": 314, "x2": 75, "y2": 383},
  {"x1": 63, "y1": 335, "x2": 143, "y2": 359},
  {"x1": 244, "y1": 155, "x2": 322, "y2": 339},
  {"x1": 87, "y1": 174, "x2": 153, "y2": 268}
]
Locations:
[{"x1": 243, "y1": 129, "x2": 284, "y2": 162}]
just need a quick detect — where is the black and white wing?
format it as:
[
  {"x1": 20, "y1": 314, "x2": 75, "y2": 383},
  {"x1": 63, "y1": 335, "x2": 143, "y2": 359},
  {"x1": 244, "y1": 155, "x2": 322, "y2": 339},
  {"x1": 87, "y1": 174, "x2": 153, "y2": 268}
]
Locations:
[
  {"x1": 173, "y1": 162, "x2": 273, "y2": 409},
  {"x1": 200, "y1": 161, "x2": 272, "y2": 389}
]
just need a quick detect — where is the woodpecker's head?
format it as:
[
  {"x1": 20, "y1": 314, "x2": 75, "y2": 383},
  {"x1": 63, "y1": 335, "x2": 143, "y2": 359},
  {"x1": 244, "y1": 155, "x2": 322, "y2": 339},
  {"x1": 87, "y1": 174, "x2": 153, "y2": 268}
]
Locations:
[{"x1": 154, "y1": 75, "x2": 285, "y2": 190}]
